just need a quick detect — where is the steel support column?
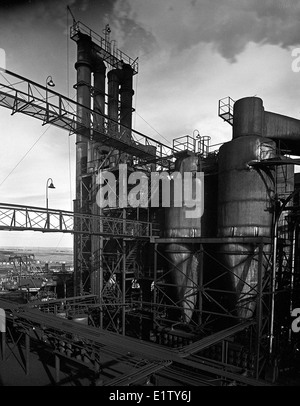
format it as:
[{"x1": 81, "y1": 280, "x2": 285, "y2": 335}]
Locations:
[
  {"x1": 255, "y1": 241, "x2": 264, "y2": 379},
  {"x1": 25, "y1": 333, "x2": 30, "y2": 375},
  {"x1": 1, "y1": 332, "x2": 5, "y2": 361}
]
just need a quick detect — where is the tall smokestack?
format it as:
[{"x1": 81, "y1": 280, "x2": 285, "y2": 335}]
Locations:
[
  {"x1": 74, "y1": 33, "x2": 93, "y2": 189},
  {"x1": 73, "y1": 33, "x2": 93, "y2": 295},
  {"x1": 89, "y1": 57, "x2": 107, "y2": 297},
  {"x1": 107, "y1": 68, "x2": 121, "y2": 166},
  {"x1": 120, "y1": 63, "x2": 134, "y2": 133}
]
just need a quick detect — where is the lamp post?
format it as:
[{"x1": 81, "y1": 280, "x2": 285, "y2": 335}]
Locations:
[
  {"x1": 45, "y1": 76, "x2": 55, "y2": 118},
  {"x1": 46, "y1": 178, "x2": 55, "y2": 210}
]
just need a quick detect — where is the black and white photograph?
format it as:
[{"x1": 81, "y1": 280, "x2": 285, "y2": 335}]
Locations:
[{"x1": 0, "y1": 0, "x2": 300, "y2": 392}]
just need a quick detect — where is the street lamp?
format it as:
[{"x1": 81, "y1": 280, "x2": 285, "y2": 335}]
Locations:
[
  {"x1": 46, "y1": 75, "x2": 55, "y2": 88},
  {"x1": 45, "y1": 76, "x2": 55, "y2": 119},
  {"x1": 46, "y1": 178, "x2": 55, "y2": 210}
]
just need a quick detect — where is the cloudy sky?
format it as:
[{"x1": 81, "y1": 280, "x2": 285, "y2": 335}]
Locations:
[{"x1": 0, "y1": 0, "x2": 300, "y2": 248}]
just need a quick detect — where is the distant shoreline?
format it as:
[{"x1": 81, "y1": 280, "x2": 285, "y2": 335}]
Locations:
[
  {"x1": 0, "y1": 246, "x2": 73, "y2": 250},
  {"x1": 0, "y1": 246, "x2": 74, "y2": 267}
]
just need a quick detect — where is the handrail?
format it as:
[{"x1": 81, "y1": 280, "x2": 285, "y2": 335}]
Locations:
[{"x1": 0, "y1": 202, "x2": 160, "y2": 238}]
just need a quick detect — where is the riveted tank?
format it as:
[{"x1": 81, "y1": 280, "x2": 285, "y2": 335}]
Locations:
[
  {"x1": 164, "y1": 151, "x2": 202, "y2": 323},
  {"x1": 218, "y1": 135, "x2": 276, "y2": 319}
]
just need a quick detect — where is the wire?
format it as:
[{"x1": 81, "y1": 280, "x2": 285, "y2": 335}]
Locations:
[
  {"x1": 135, "y1": 111, "x2": 172, "y2": 145},
  {"x1": 0, "y1": 126, "x2": 50, "y2": 188},
  {"x1": 68, "y1": 134, "x2": 73, "y2": 210},
  {"x1": 132, "y1": 71, "x2": 171, "y2": 146},
  {"x1": 131, "y1": 65, "x2": 169, "y2": 145},
  {"x1": 66, "y1": 7, "x2": 73, "y2": 211}
]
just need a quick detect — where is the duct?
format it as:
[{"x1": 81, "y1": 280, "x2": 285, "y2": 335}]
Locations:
[
  {"x1": 107, "y1": 68, "x2": 122, "y2": 167},
  {"x1": 120, "y1": 63, "x2": 134, "y2": 137},
  {"x1": 164, "y1": 151, "x2": 201, "y2": 323},
  {"x1": 218, "y1": 135, "x2": 276, "y2": 319},
  {"x1": 107, "y1": 68, "x2": 121, "y2": 125},
  {"x1": 73, "y1": 33, "x2": 93, "y2": 296},
  {"x1": 89, "y1": 57, "x2": 107, "y2": 297},
  {"x1": 233, "y1": 97, "x2": 264, "y2": 139},
  {"x1": 93, "y1": 59, "x2": 106, "y2": 126},
  {"x1": 87, "y1": 58, "x2": 107, "y2": 174},
  {"x1": 233, "y1": 96, "x2": 300, "y2": 155},
  {"x1": 264, "y1": 111, "x2": 300, "y2": 155},
  {"x1": 74, "y1": 33, "x2": 93, "y2": 205},
  {"x1": 119, "y1": 63, "x2": 134, "y2": 165},
  {"x1": 264, "y1": 111, "x2": 300, "y2": 141}
]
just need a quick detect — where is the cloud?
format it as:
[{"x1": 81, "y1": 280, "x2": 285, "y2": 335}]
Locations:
[{"x1": 111, "y1": 0, "x2": 300, "y2": 62}]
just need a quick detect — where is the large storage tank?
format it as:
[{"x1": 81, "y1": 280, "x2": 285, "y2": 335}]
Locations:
[
  {"x1": 218, "y1": 135, "x2": 276, "y2": 319},
  {"x1": 164, "y1": 151, "x2": 202, "y2": 323}
]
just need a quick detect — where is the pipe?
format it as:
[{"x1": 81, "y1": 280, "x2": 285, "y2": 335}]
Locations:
[
  {"x1": 289, "y1": 220, "x2": 297, "y2": 343},
  {"x1": 269, "y1": 189, "x2": 299, "y2": 354},
  {"x1": 107, "y1": 68, "x2": 121, "y2": 129},
  {"x1": 269, "y1": 205, "x2": 278, "y2": 355},
  {"x1": 93, "y1": 59, "x2": 106, "y2": 126},
  {"x1": 119, "y1": 63, "x2": 134, "y2": 164},
  {"x1": 120, "y1": 63, "x2": 134, "y2": 135},
  {"x1": 233, "y1": 97, "x2": 264, "y2": 138},
  {"x1": 74, "y1": 33, "x2": 93, "y2": 206},
  {"x1": 73, "y1": 33, "x2": 93, "y2": 295},
  {"x1": 87, "y1": 58, "x2": 107, "y2": 174},
  {"x1": 107, "y1": 68, "x2": 122, "y2": 166},
  {"x1": 90, "y1": 57, "x2": 107, "y2": 298},
  {"x1": 233, "y1": 96, "x2": 300, "y2": 155}
]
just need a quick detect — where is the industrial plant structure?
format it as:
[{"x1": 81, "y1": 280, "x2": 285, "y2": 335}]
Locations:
[{"x1": 0, "y1": 18, "x2": 300, "y2": 386}]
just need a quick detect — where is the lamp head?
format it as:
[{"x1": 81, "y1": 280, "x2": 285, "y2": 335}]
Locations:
[
  {"x1": 48, "y1": 181, "x2": 55, "y2": 189},
  {"x1": 46, "y1": 77, "x2": 55, "y2": 87}
]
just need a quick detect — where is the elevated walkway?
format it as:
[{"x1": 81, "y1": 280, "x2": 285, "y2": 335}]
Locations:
[{"x1": 0, "y1": 202, "x2": 159, "y2": 239}]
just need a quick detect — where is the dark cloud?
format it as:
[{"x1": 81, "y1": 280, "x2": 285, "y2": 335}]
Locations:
[
  {"x1": 2, "y1": 0, "x2": 300, "y2": 63},
  {"x1": 0, "y1": 0, "x2": 117, "y2": 31},
  {"x1": 0, "y1": 0, "x2": 34, "y2": 9},
  {"x1": 113, "y1": 0, "x2": 300, "y2": 62}
]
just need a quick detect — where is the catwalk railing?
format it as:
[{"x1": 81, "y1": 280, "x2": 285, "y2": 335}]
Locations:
[
  {"x1": 0, "y1": 202, "x2": 159, "y2": 238},
  {"x1": 0, "y1": 296, "x2": 270, "y2": 386},
  {"x1": 0, "y1": 69, "x2": 176, "y2": 169},
  {"x1": 70, "y1": 21, "x2": 139, "y2": 75}
]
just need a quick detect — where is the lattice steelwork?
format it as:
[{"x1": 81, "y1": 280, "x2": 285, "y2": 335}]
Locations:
[
  {"x1": 0, "y1": 202, "x2": 158, "y2": 238},
  {"x1": 0, "y1": 69, "x2": 176, "y2": 169},
  {"x1": 70, "y1": 21, "x2": 139, "y2": 75},
  {"x1": 0, "y1": 296, "x2": 270, "y2": 386},
  {"x1": 1, "y1": 17, "x2": 300, "y2": 387},
  {"x1": 150, "y1": 237, "x2": 273, "y2": 379}
]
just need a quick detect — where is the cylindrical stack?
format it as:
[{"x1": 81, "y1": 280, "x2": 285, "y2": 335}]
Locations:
[
  {"x1": 120, "y1": 63, "x2": 134, "y2": 132},
  {"x1": 218, "y1": 135, "x2": 276, "y2": 319},
  {"x1": 90, "y1": 58, "x2": 108, "y2": 168},
  {"x1": 107, "y1": 68, "x2": 121, "y2": 167},
  {"x1": 74, "y1": 33, "x2": 93, "y2": 204},
  {"x1": 164, "y1": 152, "x2": 201, "y2": 323},
  {"x1": 90, "y1": 57, "x2": 107, "y2": 297},
  {"x1": 120, "y1": 63, "x2": 134, "y2": 164},
  {"x1": 233, "y1": 97, "x2": 264, "y2": 139},
  {"x1": 73, "y1": 33, "x2": 93, "y2": 295},
  {"x1": 107, "y1": 69, "x2": 120, "y2": 126},
  {"x1": 93, "y1": 60, "x2": 106, "y2": 126}
]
